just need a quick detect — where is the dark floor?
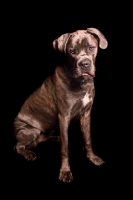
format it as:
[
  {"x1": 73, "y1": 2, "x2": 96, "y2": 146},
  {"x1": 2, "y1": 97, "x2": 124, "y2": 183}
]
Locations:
[{"x1": 3, "y1": 117, "x2": 122, "y2": 198}]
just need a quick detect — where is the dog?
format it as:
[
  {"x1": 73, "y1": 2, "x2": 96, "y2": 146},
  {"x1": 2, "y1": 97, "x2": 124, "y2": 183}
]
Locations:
[{"x1": 14, "y1": 28, "x2": 108, "y2": 183}]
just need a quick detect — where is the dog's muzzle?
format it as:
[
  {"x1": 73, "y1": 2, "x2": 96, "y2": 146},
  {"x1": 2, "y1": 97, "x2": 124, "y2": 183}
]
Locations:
[
  {"x1": 78, "y1": 58, "x2": 95, "y2": 78},
  {"x1": 78, "y1": 59, "x2": 90, "y2": 69}
]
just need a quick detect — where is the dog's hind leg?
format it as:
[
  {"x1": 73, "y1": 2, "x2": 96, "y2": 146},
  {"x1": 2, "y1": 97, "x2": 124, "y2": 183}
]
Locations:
[
  {"x1": 15, "y1": 133, "x2": 60, "y2": 161},
  {"x1": 16, "y1": 142, "x2": 37, "y2": 161},
  {"x1": 48, "y1": 135, "x2": 60, "y2": 142},
  {"x1": 34, "y1": 131, "x2": 60, "y2": 144},
  {"x1": 14, "y1": 119, "x2": 60, "y2": 161},
  {"x1": 15, "y1": 127, "x2": 41, "y2": 161},
  {"x1": 14, "y1": 119, "x2": 44, "y2": 161}
]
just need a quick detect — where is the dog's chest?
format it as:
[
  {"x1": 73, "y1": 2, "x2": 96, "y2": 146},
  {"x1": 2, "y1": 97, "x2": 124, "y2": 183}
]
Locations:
[
  {"x1": 82, "y1": 92, "x2": 93, "y2": 107},
  {"x1": 71, "y1": 92, "x2": 93, "y2": 118}
]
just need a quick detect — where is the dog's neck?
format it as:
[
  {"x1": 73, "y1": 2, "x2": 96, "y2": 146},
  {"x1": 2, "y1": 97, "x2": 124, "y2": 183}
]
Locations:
[{"x1": 56, "y1": 65, "x2": 94, "y2": 93}]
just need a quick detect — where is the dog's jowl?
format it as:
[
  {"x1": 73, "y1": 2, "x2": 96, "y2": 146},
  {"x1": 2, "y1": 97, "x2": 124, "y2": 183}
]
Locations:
[{"x1": 14, "y1": 28, "x2": 108, "y2": 183}]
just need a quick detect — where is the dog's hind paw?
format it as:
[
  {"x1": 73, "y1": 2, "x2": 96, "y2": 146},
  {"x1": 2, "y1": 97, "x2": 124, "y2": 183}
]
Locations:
[
  {"x1": 59, "y1": 170, "x2": 73, "y2": 183},
  {"x1": 24, "y1": 151, "x2": 37, "y2": 161}
]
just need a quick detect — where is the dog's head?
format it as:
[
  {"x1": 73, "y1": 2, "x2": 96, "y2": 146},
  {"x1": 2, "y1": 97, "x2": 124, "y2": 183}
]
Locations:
[{"x1": 53, "y1": 28, "x2": 108, "y2": 82}]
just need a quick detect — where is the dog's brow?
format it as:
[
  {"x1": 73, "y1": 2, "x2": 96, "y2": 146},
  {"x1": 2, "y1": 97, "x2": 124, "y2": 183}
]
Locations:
[{"x1": 71, "y1": 35, "x2": 96, "y2": 47}]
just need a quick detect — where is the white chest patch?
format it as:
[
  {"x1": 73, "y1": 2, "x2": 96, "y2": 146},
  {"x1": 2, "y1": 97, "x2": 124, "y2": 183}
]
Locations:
[{"x1": 82, "y1": 93, "x2": 93, "y2": 107}]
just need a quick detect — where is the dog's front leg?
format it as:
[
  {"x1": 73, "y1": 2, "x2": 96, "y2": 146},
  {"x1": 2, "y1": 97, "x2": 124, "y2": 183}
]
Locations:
[
  {"x1": 80, "y1": 109, "x2": 105, "y2": 166},
  {"x1": 58, "y1": 114, "x2": 73, "y2": 183}
]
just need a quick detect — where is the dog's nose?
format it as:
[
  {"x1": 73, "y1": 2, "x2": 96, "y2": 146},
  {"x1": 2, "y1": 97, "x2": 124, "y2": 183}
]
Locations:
[{"x1": 79, "y1": 60, "x2": 90, "y2": 69}]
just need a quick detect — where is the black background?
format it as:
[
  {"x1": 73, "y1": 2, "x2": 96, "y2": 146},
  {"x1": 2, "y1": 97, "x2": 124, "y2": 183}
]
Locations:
[{"x1": 2, "y1": 2, "x2": 129, "y2": 198}]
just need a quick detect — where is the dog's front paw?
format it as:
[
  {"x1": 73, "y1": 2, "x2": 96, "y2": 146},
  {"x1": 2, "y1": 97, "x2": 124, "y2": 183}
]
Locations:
[
  {"x1": 59, "y1": 169, "x2": 73, "y2": 183},
  {"x1": 24, "y1": 151, "x2": 37, "y2": 161},
  {"x1": 88, "y1": 154, "x2": 105, "y2": 166}
]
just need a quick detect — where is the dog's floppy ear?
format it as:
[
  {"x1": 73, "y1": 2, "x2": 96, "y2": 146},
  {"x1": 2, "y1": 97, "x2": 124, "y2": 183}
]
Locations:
[
  {"x1": 53, "y1": 33, "x2": 70, "y2": 53},
  {"x1": 87, "y1": 28, "x2": 108, "y2": 49}
]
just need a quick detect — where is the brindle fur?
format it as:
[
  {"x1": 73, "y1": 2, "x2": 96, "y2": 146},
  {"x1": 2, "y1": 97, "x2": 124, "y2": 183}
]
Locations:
[{"x1": 14, "y1": 28, "x2": 108, "y2": 182}]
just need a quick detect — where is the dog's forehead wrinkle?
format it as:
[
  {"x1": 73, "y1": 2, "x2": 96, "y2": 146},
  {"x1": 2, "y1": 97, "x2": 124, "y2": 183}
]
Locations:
[{"x1": 68, "y1": 32, "x2": 96, "y2": 48}]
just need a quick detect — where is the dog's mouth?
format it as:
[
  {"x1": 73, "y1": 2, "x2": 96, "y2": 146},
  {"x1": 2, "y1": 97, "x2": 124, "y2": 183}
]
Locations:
[
  {"x1": 82, "y1": 72, "x2": 89, "y2": 76},
  {"x1": 81, "y1": 72, "x2": 95, "y2": 78}
]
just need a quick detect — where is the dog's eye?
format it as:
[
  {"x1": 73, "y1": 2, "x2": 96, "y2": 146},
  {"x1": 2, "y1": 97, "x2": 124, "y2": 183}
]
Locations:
[
  {"x1": 70, "y1": 49, "x2": 76, "y2": 54},
  {"x1": 89, "y1": 46, "x2": 94, "y2": 51}
]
